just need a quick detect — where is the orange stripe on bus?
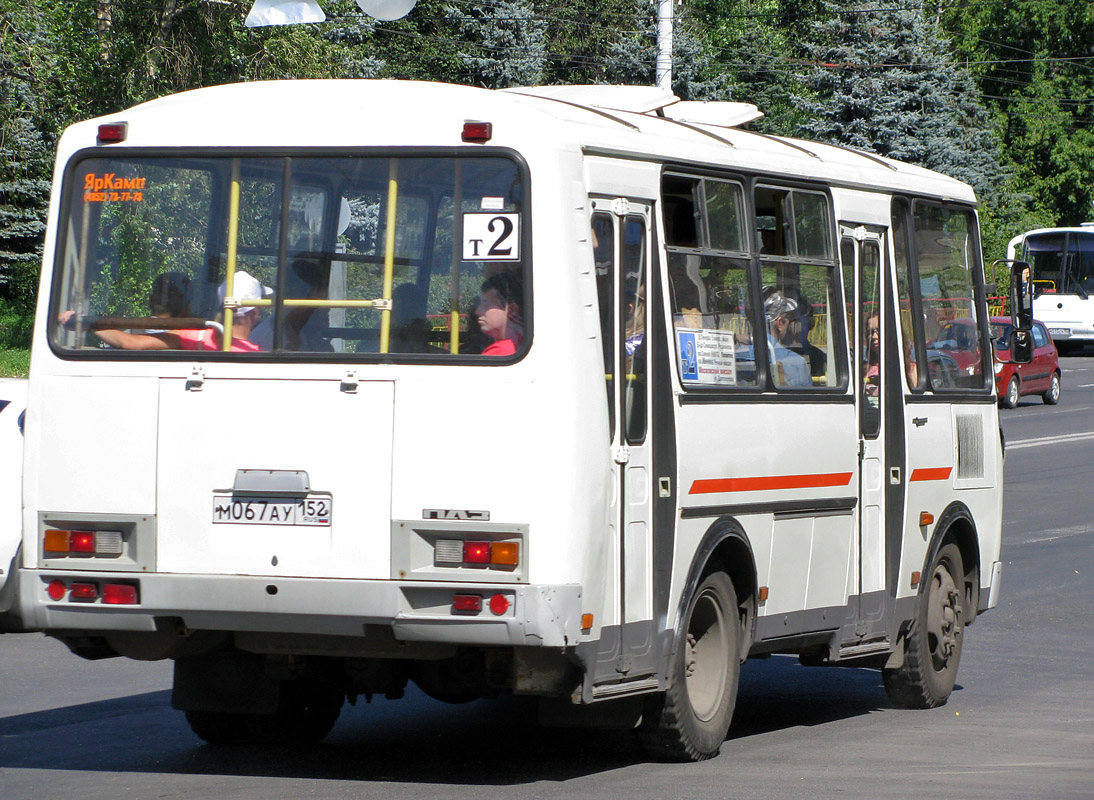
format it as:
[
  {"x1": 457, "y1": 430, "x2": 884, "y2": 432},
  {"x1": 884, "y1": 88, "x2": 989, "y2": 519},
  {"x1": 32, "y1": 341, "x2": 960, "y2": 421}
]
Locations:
[
  {"x1": 909, "y1": 467, "x2": 953, "y2": 482},
  {"x1": 689, "y1": 472, "x2": 854, "y2": 495}
]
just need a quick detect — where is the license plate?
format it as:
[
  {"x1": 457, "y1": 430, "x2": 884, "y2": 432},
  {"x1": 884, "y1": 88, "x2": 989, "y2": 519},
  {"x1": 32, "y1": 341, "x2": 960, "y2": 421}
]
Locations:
[
  {"x1": 212, "y1": 495, "x2": 331, "y2": 526},
  {"x1": 1048, "y1": 328, "x2": 1070, "y2": 336}
]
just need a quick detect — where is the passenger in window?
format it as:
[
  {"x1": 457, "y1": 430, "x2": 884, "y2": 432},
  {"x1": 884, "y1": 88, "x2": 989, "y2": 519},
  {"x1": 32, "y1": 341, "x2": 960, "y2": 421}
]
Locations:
[
  {"x1": 865, "y1": 313, "x2": 881, "y2": 397},
  {"x1": 787, "y1": 291, "x2": 827, "y2": 379},
  {"x1": 61, "y1": 270, "x2": 268, "y2": 352},
  {"x1": 476, "y1": 270, "x2": 524, "y2": 356},
  {"x1": 764, "y1": 290, "x2": 811, "y2": 388},
  {"x1": 171, "y1": 270, "x2": 268, "y2": 352},
  {"x1": 148, "y1": 272, "x2": 192, "y2": 319},
  {"x1": 251, "y1": 259, "x2": 332, "y2": 352},
  {"x1": 59, "y1": 271, "x2": 193, "y2": 348},
  {"x1": 625, "y1": 287, "x2": 646, "y2": 358}
]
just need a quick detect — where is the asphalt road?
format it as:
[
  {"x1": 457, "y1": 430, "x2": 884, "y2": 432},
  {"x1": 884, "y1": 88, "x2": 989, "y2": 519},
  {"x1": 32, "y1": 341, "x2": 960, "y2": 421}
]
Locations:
[{"x1": 2, "y1": 359, "x2": 1093, "y2": 799}]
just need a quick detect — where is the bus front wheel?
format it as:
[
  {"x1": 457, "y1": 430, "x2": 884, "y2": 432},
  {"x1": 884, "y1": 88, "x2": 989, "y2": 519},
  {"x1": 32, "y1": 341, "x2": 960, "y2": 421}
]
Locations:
[
  {"x1": 883, "y1": 542, "x2": 965, "y2": 709},
  {"x1": 639, "y1": 570, "x2": 740, "y2": 761}
]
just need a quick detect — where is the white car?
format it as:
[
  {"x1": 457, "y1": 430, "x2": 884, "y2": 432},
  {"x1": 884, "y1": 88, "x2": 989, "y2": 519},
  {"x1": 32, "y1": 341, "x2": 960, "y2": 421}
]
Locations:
[{"x1": 0, "y1": 378, "x2": 27, "y2": 631}]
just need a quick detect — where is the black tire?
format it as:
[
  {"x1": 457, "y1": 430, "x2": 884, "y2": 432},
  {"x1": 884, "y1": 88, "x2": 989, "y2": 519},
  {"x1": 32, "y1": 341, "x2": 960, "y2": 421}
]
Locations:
[
  {"x1": 186, "y1": 679, "x2": 343, "y2": 746},
  {"x1": 184, "y1": 709, "x2": 254, "y2": 746},
  {"x1": 262, "y1": 678, "x2": 343, "y2": 745},
  {"x1": 883, "y1": 542, "x2": 965, "y2": 709},
  {"x1": 639, "y1": 571, "x2": 740, "y2": 761},
  {"x1": 1000, "y1": 375, "x2": 1020, "y2": 409},
  {"x1": 1042, "y1": 372, "x2": 1061, "y2": 405}
]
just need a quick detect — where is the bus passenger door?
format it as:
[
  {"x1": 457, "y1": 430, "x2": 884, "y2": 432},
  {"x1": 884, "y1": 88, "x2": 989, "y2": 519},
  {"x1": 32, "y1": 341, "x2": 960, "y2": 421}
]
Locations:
[
  {"x1": 842, "y1": 225, "x2": 889, "y2": 634},
  {"x1": 591, "y1": 199, "x2": 657, "y2": 688}
]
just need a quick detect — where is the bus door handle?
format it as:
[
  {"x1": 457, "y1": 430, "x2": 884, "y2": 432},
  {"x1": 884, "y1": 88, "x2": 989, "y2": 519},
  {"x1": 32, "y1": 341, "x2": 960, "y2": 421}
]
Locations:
[{"x1": 890, "y1": 467, "x2": 901, "y2": 485}]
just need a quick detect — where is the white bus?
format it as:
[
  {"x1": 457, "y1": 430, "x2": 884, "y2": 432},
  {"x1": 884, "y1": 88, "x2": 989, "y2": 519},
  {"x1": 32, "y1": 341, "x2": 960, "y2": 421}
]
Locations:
[
  {"x1": 1007, "y1": 224, "x2": 1094, "y2": 353},
  {"x1": 18, "y1": 80, "x2": 1014, "y2": 761}
]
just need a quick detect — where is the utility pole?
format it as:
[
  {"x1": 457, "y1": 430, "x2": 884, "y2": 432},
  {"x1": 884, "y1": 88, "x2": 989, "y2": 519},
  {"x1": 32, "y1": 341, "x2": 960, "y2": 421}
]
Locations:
[{"x1": 656, "y1": 0, "x2": 673, "y2": 90}]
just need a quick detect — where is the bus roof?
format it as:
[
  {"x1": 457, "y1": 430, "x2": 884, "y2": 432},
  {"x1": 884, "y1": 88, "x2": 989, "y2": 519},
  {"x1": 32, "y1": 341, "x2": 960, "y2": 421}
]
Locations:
[{"x1": 59, "y1": 79, "x2": 977, "y2": 203}]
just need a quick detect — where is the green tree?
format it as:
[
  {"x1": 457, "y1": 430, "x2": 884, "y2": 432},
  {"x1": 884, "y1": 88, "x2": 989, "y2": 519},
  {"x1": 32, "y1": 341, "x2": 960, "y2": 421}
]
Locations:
[
  {"x1": 691, "y1": 0, "x2": 828, "y2": 134},
  {"x1": 445, "y1": 0, "x2": 547, "y2": 87},
  {"x1": 0, "y1": 5, "x2": 54, "y2": 319},
  {"x1": 798, "y1": 2, "x2": 1005, "y2": 200},
  {"x1": 939, "y1": 0, "x2": 1094, "y2": 228}
]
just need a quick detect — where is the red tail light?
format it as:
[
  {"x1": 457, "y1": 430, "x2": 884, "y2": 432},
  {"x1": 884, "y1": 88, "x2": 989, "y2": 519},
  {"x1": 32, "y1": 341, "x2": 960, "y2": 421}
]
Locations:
[
  {"x1": 102, "y1": 583, "x2": 139, "y2": 605},
  {"x1": 97, "y1": 122, "x2": 128, "y2": 144},
  {"x1": 70, "y1": 582, "x2": 99, "y2": 600},
  {"x1": 462, "y1": 121, "x2": 492, "y2": 143},
  {"x1": 452, "y1": 594, "x2": 482, "y2": 612},
  {"x1": 69, "y1": 531, "x2": 95, "y2": 553},
  {"x1": 463, "y1": 541, "x2": 491, "y2": 564}
]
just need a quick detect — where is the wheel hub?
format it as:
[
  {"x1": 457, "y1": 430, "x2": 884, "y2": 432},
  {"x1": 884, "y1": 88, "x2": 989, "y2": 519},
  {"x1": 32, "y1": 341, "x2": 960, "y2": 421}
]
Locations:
[{"x1": 926, "y1": 565, "x2": 962, "y2": 671}]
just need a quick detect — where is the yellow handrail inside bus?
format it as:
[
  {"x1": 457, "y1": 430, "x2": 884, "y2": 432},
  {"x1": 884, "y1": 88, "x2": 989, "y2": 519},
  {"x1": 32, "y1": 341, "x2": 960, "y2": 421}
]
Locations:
[
  {"x1": 379, "y1": 162, "x2": 398, "y2": 354},
  {"x1": 450, "y1": 160, "x2": 462, "y2": 353},
  {"x1": 222, "y1": 159, "x2": 241, "y2": 351}
]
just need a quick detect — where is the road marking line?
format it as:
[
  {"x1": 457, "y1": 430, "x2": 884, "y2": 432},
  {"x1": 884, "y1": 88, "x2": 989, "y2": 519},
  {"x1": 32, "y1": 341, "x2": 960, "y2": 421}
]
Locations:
[{"x1": 1007, "y1": 431, "x2": 1094, "y2": 450}]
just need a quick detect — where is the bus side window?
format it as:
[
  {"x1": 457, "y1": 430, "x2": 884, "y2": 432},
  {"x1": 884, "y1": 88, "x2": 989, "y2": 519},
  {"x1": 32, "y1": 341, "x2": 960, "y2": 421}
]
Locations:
[{"x1": 592, "y1": 212, "x2": 616, "y2": 438}]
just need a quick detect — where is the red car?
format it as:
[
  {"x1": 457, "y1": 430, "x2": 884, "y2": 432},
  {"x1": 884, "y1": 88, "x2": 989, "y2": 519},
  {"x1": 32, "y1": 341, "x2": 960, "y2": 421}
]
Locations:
[{"x1": 990, "y1": 317, "x2": 1061, "y2": 408}]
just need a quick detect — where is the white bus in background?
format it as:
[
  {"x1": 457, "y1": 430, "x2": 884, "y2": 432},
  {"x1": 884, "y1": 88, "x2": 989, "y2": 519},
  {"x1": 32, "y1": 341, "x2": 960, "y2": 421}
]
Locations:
[
  {"x1": 1007, "y1": 223, "x2": 1094, "y2": 353},
  {"x1": 17, "y1": 80, "x2": 1025, "y2": 761}
]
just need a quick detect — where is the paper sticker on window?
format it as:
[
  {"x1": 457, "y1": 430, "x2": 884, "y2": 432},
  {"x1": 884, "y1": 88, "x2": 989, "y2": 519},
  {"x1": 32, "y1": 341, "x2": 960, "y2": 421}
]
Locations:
[
  {"x1": 463, "y1": 213, "x2": 520, "y2": 260},
  {"x1": 83, "y1": 173, "x2": 147, "y2": 203},
  {"x1": 677, "y1": 328, "x2": 737, "y2": 385}
]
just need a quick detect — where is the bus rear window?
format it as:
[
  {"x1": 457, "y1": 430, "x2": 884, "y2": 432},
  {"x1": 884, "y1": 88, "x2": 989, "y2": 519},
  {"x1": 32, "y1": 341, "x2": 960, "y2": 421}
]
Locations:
[{"x1": 51, "y1": 154, "x2": 527, "y2": 359}]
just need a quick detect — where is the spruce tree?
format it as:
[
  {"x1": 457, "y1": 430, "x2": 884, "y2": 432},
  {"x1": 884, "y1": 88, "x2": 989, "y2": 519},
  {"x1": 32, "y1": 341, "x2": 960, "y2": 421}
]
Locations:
[
  {"x1": 445, "y1": 0, "x2": 547, "y2": 88},
  {"x1": 600, "y1": 0, "x2": 726, "y2": 100},
  {"x1": 797, "y1": 1, "x2": 1005, "y2": 200},
  {"x1": 0, "y1": 5, "x2": 53, "y2": 323}
]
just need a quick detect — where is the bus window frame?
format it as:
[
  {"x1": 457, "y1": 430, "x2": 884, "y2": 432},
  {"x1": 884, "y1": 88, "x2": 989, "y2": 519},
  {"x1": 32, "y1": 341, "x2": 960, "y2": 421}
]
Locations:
[
  {"x1": 47, "y1": 145, "x2": 534, "y2": 366},
  {"x1": 663, "y1": 168, "x2": 850, "y2": 397},
  {"x1": 895, "y1": 196, "x2": 993, "y2": 396}
]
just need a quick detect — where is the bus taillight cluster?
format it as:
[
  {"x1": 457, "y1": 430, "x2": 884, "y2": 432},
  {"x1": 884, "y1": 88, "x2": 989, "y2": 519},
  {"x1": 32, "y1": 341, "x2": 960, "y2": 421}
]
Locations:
[{"x1": 434, "y1": 538, "x2": 519, "y2": 569}]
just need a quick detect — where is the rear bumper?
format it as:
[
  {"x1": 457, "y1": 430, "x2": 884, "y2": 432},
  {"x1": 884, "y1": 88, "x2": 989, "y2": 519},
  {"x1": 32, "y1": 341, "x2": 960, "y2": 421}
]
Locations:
[{"x1": 18, "y1": 569, "x2": 583, "y2": 648}]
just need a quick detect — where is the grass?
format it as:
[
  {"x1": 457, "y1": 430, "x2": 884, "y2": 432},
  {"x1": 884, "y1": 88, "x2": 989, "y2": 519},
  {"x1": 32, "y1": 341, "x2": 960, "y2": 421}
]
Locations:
[{"x1": 0, "y1": 348, "x2": 30, "y2": 378}]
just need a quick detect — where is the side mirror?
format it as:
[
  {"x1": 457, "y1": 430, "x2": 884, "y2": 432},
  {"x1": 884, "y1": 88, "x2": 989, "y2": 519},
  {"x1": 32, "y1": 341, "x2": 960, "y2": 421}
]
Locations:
[
  {"x1": 1008, "y1": 329, "x2": 1033, "y2": 365},
  {"x1": 1010, "y1": 260, "x2": 1034, "y2": 331}
]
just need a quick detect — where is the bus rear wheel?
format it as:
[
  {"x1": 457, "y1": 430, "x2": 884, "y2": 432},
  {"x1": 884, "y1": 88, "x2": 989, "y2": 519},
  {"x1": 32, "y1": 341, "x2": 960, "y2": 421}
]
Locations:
[
  {"x1": 639, "y1": 570, "x2": 740, "y2": 761},
  {"x1": 185, "y1": 678, "x2": 343, "y2": 746},
  {"x1": 883, "y1": 542, "x2": 965, "y2": 709}
]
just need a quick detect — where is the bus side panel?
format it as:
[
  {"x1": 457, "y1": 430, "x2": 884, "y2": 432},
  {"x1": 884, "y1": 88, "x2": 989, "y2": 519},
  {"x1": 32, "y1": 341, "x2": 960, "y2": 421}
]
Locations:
[
  {"x1": 899, "y1": 401, "x2": 1002, "y2": 603},
  {"x1": 673, "y1": 401, "x2": 858, "y2": 634}
]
